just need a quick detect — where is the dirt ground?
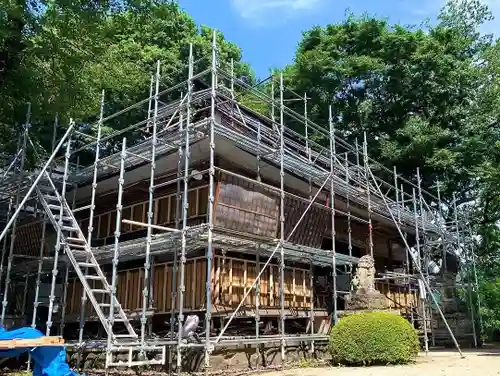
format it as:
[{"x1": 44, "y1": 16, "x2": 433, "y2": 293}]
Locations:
[{"x1": 262, "y1": 348, "x2": 500, "y2": 376}]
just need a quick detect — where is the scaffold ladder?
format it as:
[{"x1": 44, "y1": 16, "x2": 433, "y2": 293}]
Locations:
[{"x1": 36, "y1": 170, "x2": 138, "y2": 343}]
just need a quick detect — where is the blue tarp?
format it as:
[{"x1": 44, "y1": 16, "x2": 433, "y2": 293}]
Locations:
[{"x1": 0, "y1": 327, "x2": 79, "y2": 376}]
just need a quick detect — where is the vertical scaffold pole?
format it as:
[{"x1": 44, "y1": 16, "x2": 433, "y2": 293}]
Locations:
[
  {"x1": 255, "y1": 244, "x2": 261, "y2": 366},
  {"x1": 417, "y1": 168, "x2": 435, "y2": 347},
  {"x1": 467, "y1": 221, "x2": 483, "y2": 341},
  {"x1": 0, "y1": 197, "x2": 13, "y2": 303},
  {"x1": 453, "y1": 193, "x2": 477, "y2": 347},
  {"x1": 436, "y1": 180, "x2": 447, "y2": 273},
  {"x1": 401, "y1": 184, "x2": 414, "y2": 324},
  {"x1": 255, "y1": 72, "x2": 262, "y2": 365},
  {"x1": 413, "y1": 188, "x2": 429, "y2": 354},
  {"x1": 328, "y1": 105, "x2": 337, "y2": 324},
  {"x1": 169, "y1": 91, "x2": 183, "y2": 375},
  {"x1": 355, "y1": 138, "x2": 361, "y2": 182},
  {"x1": 204, "y1": 29, "x2": 217, "y2": 370},
  {"x1": 345, "y1": 153, "x2": 353, "y2": 262},
  {"x1": 147, "y1": 74, "x2": 154, "y2": 133},
  {"x1": 61, "y1": 156, "x2": 79, "y2": 337},
  {"x1": 271, "y1": 74, "x2": 275, "y2": 127},
  {"x1": 305, "y1": 92, "x2": 315, "y2": 353},
  {"x1": 362, "y1": 133, "x2": 373, "y2": 258},
  {"x1": 394, "y1": 166, "x2": 401, "y2": 225},
  {"x1": 59, "y1": 265, "x2": 69, "y2": 336},
  {"x1": 1, "y1": 105, "x2": 29, "y2": 326},
  {"x1": 177, "y1": 43, "x2": 193, "y2": 375},
  {"x1": 141, "y1": 60, "x2": 161, "y2": 348},
  {"x1": 0, "y1": 132, "x2": 20, "y2": 295},
  {"x1": 47, "y1": 124, "x2": 72, "y2": 336},
  {"x1": 278, "y1": 72, "x2": 286, "y2": 365},
  {"x1": 32, "y1": 220, "x2": 46, "y2": 330},
  {"x1": 79, "y1": 90, "x2": 105, "y2": 350},
  {"x1": 106, "y1": 137, "x2": 127, "y2": 367}
]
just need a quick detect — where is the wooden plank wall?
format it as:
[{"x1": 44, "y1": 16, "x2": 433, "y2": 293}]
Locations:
[
  {"x1": 65, "y1": 256, "x2": 417, "y2": 319},
  {"x1": 79, "y1": 185, "x2": 209, "y2": 241},
  {"x1": 66, "y1": 257, "x2": 207, "y2": 317},
  {"x1": 376, "y1": 281, "x2": 417, "y2": 312},
  {"x1": 212, "y1": 255, "x2": 311, "y2": 310}
]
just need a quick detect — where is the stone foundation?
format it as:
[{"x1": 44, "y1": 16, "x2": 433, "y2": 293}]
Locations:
[{"x1": 68, "y1": 342, "x2": 330, "y2": 373}]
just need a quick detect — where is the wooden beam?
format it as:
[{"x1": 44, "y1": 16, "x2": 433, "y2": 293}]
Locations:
[{"x1": 0, "y1": 337, "x2": 64, "y2": 349}]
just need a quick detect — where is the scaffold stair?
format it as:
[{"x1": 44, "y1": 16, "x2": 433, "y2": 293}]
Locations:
[{"x1": 35, "y1": 170, "x2": 138, "y2": 343}]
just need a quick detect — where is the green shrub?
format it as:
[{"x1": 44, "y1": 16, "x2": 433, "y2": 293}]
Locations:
[{"x1": 329, "y1": 311, "x2": 419, "y2": 366}]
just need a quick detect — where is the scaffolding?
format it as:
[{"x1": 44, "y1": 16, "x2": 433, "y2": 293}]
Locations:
[{"x1": 0, "y1": 30, "x2": 481, "y2": 371}]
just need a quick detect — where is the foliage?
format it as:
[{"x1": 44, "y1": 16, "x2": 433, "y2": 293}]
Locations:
[
  {"x1": 0, "y1": 0, "x2": 254, "y2": 155},
  {"x1": 328, "y1": 312, "x2": 419, "y2": 366},
  {"x1": 282, "y1": 0, "x2": 495, "y2": 204}
]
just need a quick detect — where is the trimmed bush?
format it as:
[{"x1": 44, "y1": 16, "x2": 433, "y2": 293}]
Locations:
[{"x1": 329, "y1": 311, "x2": 419, "y2": 366}]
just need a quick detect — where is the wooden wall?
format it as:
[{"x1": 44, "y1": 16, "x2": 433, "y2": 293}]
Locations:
[
  {"x1": 66, "y1": 255, "x2": 312, "y2": 319},
  {"x1": 212, "y1": 255, "x2": 311, "y2": 310},
  {"x1": 78, "y1": 185, "x2": 209, "y2": 241},
  {"x1": 65, "y1": 255, "x2": 416, "y2": 320},
  {"x1": 376, "y1": 281, "x2": 417, "y2": 312},
  {"x1": 66, "y1": 257, "x2": 207, "y2": 317}
]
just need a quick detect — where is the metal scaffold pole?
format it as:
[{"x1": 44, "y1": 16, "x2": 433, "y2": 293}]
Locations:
[
  {"x1": 169, "y1": 91, "x2": 183, "y2": 375},
  {"x1": 106, "y1": 137, "x2": 127, "y2": 367},
  {"x1": 204, "y1": 29, "x2": 217, "y2": 370},
  {"x1": 413, "y1": 188, "x2": 429, "y2": 354},
  {"x1": 453, "y1": 193, "x2": 477, "y2": 347},
  {"x1": 255, "y1": 244, "x2": 261, "y2": 368},
  {"x1": 279, "y1": 72, "x2": 286, "y2": 364},
  {"x1": 305, "y1": 92, "x2": 315, "y2": 354},
  {"x1": 177, "y1": 42, "x2": 193, "y2": 376},
  {"x1": 417, "y1": 167, "x2": 434, "y2": 347},
  {"x1": 1, "y1": 105, "x2": 29, "y2": 326},
  {"x1": 141, "y1": 60, "x2": 161, "y2": 348},
  {"x1": 255, "y1": 74, "x2": 263, "y2": 368},
  {"x1": 328, "y1": 105, "x2": 337, "y2": 324},
  {"x1": 0, "y1": 197, "x2": 13, "y2": 300},
  {"x1": 79, "y1": 90, "x2": 105, "y2": 354},
  {"x1": 467, "y1": 221, "x2": 483, "y2": 341},
  {"x1": 31, "y1": 218, "x2": 47, "y2": 330},
  {"x1": 0, "y1": 135, "x2": 20, "y2": 296},
  {"x1": 47, "y1": 127, "x2": 72, "y2": 336},
  {"x1": 362, "y1": 133, "x2": 374, "y2": 257},
  {"x1": 346, "y1": 154, "x2": 353, "y2": 262}
]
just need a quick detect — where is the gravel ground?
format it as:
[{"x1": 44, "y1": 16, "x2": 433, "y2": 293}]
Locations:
[{"x1": 262, "y1": 349, "x2": 500, "y2": 376}]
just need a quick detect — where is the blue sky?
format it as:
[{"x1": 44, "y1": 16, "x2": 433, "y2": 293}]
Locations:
[{"x1": 178, "y1": 0, "x2": 500, "y2": 78}]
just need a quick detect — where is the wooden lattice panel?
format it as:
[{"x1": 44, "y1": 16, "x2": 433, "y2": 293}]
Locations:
[
  {"x1": 214, "y1": 173, "x2": 279, "y2": 238},
  {"x1": 282, "y1": 195, "x2": 329, "y2": 248},
  {"x1": 14, "y1": 221, "x2": 49, "y2": 257}
]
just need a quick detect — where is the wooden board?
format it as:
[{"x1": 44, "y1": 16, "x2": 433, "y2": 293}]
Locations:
[{"x1": 0, "y1": 337, "x2": 64, "y2": 349}]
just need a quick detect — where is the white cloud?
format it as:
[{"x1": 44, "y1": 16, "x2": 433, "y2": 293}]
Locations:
[{"x1": 230, "y1": 0, "x2": 324, "y2": 22}]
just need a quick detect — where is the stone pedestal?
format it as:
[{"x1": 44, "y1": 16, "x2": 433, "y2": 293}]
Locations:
[
  {"x1": 344, "y1": 255, "x2": 390, "y2": 311},
  {"x1": 345, "y1": 288, "x2": 389, "y2": 311}
]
